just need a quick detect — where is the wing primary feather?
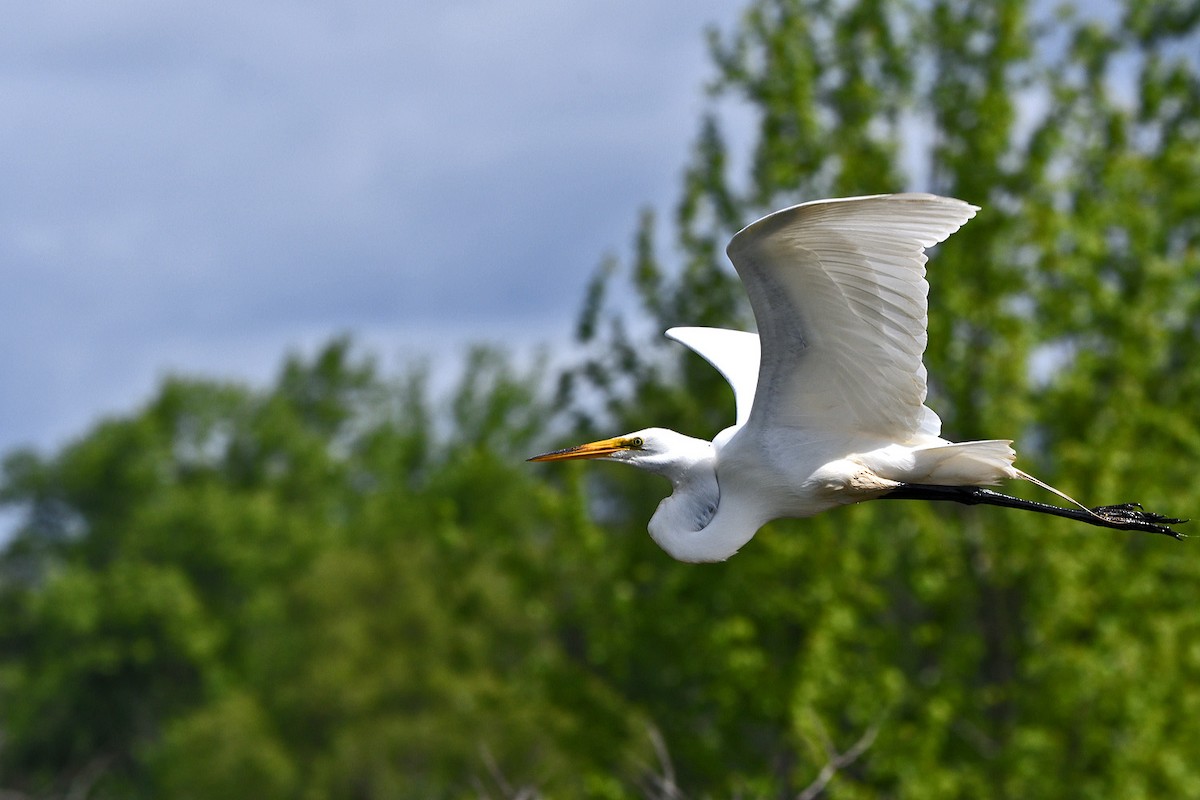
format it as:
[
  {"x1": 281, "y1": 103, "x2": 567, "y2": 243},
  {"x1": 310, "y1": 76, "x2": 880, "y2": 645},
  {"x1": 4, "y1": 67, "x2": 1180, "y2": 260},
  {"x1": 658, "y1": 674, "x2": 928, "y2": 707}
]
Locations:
[{"x1": 725, "y1": 193, "x2": 975, "y2": 439}]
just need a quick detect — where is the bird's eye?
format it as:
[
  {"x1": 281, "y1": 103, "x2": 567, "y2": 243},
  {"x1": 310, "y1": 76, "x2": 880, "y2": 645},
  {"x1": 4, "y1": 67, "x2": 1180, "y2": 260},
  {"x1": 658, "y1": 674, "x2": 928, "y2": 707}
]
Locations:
[{"x1": 629, "y1": 437, "x2": 644, "y2": 448}]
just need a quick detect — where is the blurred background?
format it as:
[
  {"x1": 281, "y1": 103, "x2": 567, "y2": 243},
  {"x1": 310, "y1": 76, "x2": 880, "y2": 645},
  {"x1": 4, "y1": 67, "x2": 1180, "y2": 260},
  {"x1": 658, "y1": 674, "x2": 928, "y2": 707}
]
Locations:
[{"x1": 3, "y1": 0, "x2": 1199, "y2": 797}]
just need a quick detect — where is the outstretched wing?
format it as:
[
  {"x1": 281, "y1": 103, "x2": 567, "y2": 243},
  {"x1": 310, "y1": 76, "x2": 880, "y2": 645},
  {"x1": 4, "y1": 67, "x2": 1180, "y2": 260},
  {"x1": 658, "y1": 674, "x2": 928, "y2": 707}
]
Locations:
[
  {"x1": 725, "y1": 193, "x2": 977, "y2": 440},
  {"x1": 665, "y1": 326, "x2": 760, "y2": 428}
]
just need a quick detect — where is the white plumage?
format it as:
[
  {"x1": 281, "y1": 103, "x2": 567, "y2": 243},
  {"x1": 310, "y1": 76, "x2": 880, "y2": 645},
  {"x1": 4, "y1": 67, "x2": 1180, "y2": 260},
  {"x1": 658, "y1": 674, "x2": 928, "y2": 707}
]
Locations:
[{"x1": 531, "y1": 194, "x2": 1184, "y2": 562}]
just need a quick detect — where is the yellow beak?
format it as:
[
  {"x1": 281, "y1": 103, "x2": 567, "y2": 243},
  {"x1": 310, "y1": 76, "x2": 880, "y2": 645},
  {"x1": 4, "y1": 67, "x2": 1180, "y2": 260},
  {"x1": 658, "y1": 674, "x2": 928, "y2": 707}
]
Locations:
[{"x1": 527, "y1": 436, "x2": 633, "y2": 462}]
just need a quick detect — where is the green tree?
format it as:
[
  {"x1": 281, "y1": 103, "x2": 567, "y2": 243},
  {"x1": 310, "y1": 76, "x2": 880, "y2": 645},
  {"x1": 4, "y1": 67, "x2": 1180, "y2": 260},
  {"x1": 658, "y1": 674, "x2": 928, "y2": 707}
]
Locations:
[
  {"x1": 0, "y1": 342, "x2": 648, "y2": 798},
  {"x1": 2, "y1": 1, "x2": 1198, "y2": 798},
  {"x1": 557, "y1": 0, "x2": 1200, "y2": 796}
]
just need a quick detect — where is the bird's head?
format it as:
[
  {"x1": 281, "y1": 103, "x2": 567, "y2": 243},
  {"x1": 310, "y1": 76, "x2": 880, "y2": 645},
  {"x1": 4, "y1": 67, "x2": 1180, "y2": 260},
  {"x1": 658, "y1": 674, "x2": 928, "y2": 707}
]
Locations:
[{"x1": 528, "y1": 427, "x2": 711, "y2": 478}]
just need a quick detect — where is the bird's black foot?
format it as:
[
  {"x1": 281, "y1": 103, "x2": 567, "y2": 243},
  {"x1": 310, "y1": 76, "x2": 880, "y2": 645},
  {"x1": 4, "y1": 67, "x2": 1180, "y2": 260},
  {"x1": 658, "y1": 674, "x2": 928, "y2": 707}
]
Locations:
[{"x1": 1090, "y1": 503, "x2": 1188, "y2": 539}]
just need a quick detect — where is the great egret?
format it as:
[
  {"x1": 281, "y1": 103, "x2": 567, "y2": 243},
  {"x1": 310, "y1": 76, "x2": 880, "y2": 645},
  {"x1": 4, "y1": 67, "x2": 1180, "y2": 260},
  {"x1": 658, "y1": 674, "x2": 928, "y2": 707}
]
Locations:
[{"x1": 530, "y1": 194, "x2": 1185, "y2": 562}]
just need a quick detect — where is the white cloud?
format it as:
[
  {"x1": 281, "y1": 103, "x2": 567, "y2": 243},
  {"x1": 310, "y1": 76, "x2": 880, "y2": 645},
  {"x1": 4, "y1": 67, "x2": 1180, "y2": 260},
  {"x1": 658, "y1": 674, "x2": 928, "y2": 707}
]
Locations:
[{"x1": 0, "y1": 0, "x2": 740, "y2": 456}]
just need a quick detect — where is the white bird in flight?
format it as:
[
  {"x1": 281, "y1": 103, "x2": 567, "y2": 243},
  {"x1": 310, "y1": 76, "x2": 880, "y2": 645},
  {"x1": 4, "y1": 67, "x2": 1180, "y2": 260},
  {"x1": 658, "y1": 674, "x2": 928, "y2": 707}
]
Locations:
[{"x1": 530, "y1": 194, "x2": 1185, "y2": 562}]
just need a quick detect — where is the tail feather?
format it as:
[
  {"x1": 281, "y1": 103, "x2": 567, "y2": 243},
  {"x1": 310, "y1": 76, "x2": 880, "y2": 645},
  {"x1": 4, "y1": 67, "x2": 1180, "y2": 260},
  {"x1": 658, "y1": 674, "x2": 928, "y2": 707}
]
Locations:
[
  {"x1": 908, "y1": 440, "x2": 1018, "y2": 486},
  {"x1": 912, "y1": 445, "x2": 1098, "y2": 516},
  {"x1": 901, "y1": 443, "x2": 1152, "y2": 524}
]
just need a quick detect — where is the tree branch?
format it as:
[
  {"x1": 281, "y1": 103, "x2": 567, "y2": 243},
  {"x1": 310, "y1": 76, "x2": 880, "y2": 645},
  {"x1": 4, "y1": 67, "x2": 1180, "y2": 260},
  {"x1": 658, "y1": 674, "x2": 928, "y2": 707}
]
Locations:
[
  {"x1": 642, "y1": 724, "x2": 686, "y2": 800},
  {"x1": 795, "y1": 718, "x2": 882, "y2": 800}
]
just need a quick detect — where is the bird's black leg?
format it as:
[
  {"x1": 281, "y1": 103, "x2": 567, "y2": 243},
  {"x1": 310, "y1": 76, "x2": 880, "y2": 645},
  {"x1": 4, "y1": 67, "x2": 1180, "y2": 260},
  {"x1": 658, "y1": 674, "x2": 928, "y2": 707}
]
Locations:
[{"x1": 880, "y1": 484, "x2": 1187, "y2": 540}]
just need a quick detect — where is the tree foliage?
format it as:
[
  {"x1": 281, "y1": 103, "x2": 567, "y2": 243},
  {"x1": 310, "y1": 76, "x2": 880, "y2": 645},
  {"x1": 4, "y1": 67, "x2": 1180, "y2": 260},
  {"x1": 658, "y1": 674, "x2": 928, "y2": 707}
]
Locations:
[
  {"x1": 3, "y1": 0, "x2": 1200, "y2": 797},
  {"x1": 560, "y1": 0, "x2": 1200, "y2": 795},
  {"x1": 0, "y1": 342, "x2": 649, "y2": 797}
]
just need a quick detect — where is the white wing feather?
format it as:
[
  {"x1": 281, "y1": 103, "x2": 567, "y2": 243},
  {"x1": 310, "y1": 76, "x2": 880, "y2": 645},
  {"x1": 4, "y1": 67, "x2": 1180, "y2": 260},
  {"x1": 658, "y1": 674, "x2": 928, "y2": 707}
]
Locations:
[
  {"x1": 725, "y1": 193, "x2": 977, "y2": 440},
  {"x1": 665, "y1": 326, "x2": 760, "y2": 428}
]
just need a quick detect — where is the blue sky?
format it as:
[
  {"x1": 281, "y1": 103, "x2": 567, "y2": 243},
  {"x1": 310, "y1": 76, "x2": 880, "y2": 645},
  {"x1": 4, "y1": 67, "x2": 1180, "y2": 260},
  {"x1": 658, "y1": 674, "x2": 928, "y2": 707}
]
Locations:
[{"x1": 2, "y1": 1, "x2": 743, "y2": 457}]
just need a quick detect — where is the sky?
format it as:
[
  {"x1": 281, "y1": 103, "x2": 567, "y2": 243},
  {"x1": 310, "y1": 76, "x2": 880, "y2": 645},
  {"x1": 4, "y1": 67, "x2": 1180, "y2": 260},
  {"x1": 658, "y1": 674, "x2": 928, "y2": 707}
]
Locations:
[{"x1": 2, "y1": 1, "x2": 745, "y2": 458}]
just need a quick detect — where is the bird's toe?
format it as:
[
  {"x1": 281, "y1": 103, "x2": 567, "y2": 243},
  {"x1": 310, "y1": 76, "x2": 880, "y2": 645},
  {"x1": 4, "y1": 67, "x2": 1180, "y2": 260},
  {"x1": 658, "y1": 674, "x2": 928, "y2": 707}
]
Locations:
[{"x1": 1089, "y1": 503, "x2": 1188, "y2": 538}]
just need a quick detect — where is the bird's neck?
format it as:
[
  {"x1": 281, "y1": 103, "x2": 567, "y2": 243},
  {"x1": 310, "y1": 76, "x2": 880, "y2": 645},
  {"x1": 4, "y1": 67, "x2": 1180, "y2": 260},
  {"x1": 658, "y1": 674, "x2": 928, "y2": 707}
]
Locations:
[{"x1": 648, "y1": 464, "x2": 760, "y2": 563}]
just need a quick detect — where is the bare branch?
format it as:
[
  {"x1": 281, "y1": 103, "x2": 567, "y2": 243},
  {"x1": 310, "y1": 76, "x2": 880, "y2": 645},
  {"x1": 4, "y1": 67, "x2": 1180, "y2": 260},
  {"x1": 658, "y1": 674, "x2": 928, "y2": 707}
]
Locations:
[
  {"x1": 474, "y1": 745, "x2": 541, "y2": 800},
  {"x1": 65, "y1": 757, "x2": 110, "y2": 800},
  {"x1": 795, "y1": 719, "x2": 882, "y2": 800},
  {"x1": 642, "y1": 724, "x2": 686, "y2": 800}
]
